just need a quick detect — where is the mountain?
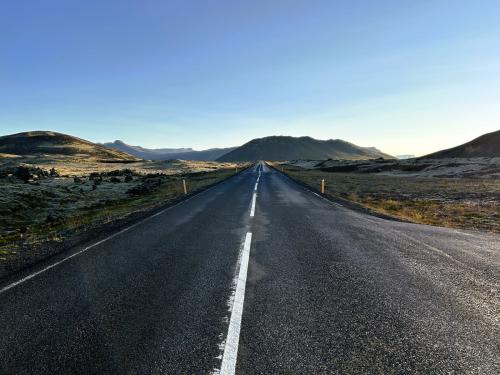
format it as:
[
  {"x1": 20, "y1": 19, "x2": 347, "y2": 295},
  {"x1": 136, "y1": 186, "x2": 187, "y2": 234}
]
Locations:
[
  {"x1": 217, "y1": 136, "x2": 393, "y2": 161},
  {"x1": 0, "y1": 131, "x2": 139, "y2": 161},
  {"x1": 103, "y1": 140, "x2": 236, "y2": 161},
  {"x1": 103, "y1": 140, "x2": 193, "y2": 159},
  {"x1": 396, "y1": 155, "x2": 416, "y2": 159},
  {"x1": 166, "y1": 148, "x2": 237, "y2": 161},
  {"x1": 424, "y1": 130, "x2": 500, "y2": 158}
]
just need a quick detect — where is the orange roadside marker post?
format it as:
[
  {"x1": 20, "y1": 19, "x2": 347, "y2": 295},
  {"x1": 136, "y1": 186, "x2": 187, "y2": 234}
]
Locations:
[{"x1": 321, "y1": 178, "x2": 325, "y2": 194}]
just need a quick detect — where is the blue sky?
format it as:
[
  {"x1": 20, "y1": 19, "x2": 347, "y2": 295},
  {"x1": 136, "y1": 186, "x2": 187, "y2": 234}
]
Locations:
[{"x1": 1, "y1": 0, "x2": 499, "y2": 155}]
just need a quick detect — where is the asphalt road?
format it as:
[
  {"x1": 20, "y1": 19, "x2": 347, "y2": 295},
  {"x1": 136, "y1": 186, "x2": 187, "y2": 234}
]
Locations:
[{"x1": 0, "y1": 162, "x2": 499, "y2": 374}]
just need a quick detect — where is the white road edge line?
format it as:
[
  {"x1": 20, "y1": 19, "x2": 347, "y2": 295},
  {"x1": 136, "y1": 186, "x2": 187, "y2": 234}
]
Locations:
[
  {"x1": 250, "y1": 193, "x2": 257, "y2": 217},
  {"x1": 219, "y1": 232, "x2": 252, "y2": 375},
  {"x1": 310, "y1": 191, "x2": 342, "y2": 208},
  {"x1": 0, "y1": 227, "x2": 132, "y2": 294},
  {"x1": 272, "y1": 165, "x2": 343, "y2": 209},
  {"x1": 0, "y1": 176, "x2": 231, "y2": 295}
]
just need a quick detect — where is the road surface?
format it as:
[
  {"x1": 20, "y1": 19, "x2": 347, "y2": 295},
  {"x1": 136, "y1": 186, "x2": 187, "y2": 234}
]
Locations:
[{"x1": 0, "y1": 162, "x2": 499, "y2": 374}]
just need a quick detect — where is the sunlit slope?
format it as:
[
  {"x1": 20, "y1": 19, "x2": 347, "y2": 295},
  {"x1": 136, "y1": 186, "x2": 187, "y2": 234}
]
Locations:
[{"x1": 0, "y1": 131, "x2": 140, "y2": 161}]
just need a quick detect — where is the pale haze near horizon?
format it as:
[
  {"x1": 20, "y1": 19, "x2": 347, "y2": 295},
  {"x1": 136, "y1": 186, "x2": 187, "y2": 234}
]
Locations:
[{"x1": 1, "y1": 1, "x2": 499, "y2": 156}]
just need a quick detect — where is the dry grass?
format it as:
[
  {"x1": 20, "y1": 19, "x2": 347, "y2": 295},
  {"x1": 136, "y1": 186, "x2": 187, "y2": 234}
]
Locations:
[
  {"x1": 0, "y1": 157, "x2": 248, "y2": 264},
  {"x1": 0, "y1": 154, "x2": 239, "y2": 176},
  {"x1": 278, "y1": 164, "x2": 500, "y2": 233}
]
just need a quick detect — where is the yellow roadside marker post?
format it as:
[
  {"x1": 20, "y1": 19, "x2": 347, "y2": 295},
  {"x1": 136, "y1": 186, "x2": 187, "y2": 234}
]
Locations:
[
  {"x1": 183, "y1": 179, "x2": 187, "y2": 195},
  {"x1": 321, "y1": 178, "x2": 325, "y2": 194}
]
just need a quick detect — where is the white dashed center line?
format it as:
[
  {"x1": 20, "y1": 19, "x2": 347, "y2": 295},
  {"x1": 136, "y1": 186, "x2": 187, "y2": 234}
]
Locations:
[
  {"x1": 250, "y1": 193, "x2": 257, "y2": 217},
  {"x1": 218, "y1": 166, "x2": 260, "y2": 374},
  {"x1": 219, "y1": 232, "x2": 253, "y2": 375}
]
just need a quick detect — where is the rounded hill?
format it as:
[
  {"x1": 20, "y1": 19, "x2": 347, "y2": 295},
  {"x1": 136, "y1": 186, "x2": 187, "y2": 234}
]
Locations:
[{"x1": 0, "y1": 131, "x2": 139, "y2": 161}]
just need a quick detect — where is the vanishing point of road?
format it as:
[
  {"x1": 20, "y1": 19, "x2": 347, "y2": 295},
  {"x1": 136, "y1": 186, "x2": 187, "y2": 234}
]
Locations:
[{"x1": 0, "y1": 162, "x2": 499, "y2": 374}]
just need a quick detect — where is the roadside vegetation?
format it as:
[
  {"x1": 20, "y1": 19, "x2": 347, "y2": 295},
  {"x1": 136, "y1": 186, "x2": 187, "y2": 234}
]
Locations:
[
  {"x1": 0, "y1": 158, "x2": 248, "y2": 275},
  {"x1": 277, "y1": 164, "x2": 500, "y2": 233}
]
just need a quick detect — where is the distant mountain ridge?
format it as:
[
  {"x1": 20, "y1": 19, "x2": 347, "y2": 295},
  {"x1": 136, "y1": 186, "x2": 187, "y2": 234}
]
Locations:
[
  {"x1": 0, "y1": 131, "x2": 139, "y2": 161},
  {"x1": 217, "y1": 136, "x2": 393, "y2": 161},
  {"x1": 0, "y1": 132, "x2": 395, "y2": 162},
  {"x1": 423, "y1": 130, "x2": 500, "y2": 158},
  {"x1": 102, "y1": 140, "x2": 193, "y2": 159},
  {"x1": 103, "y1": 140, "x2": 236, "y2": 161}
]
